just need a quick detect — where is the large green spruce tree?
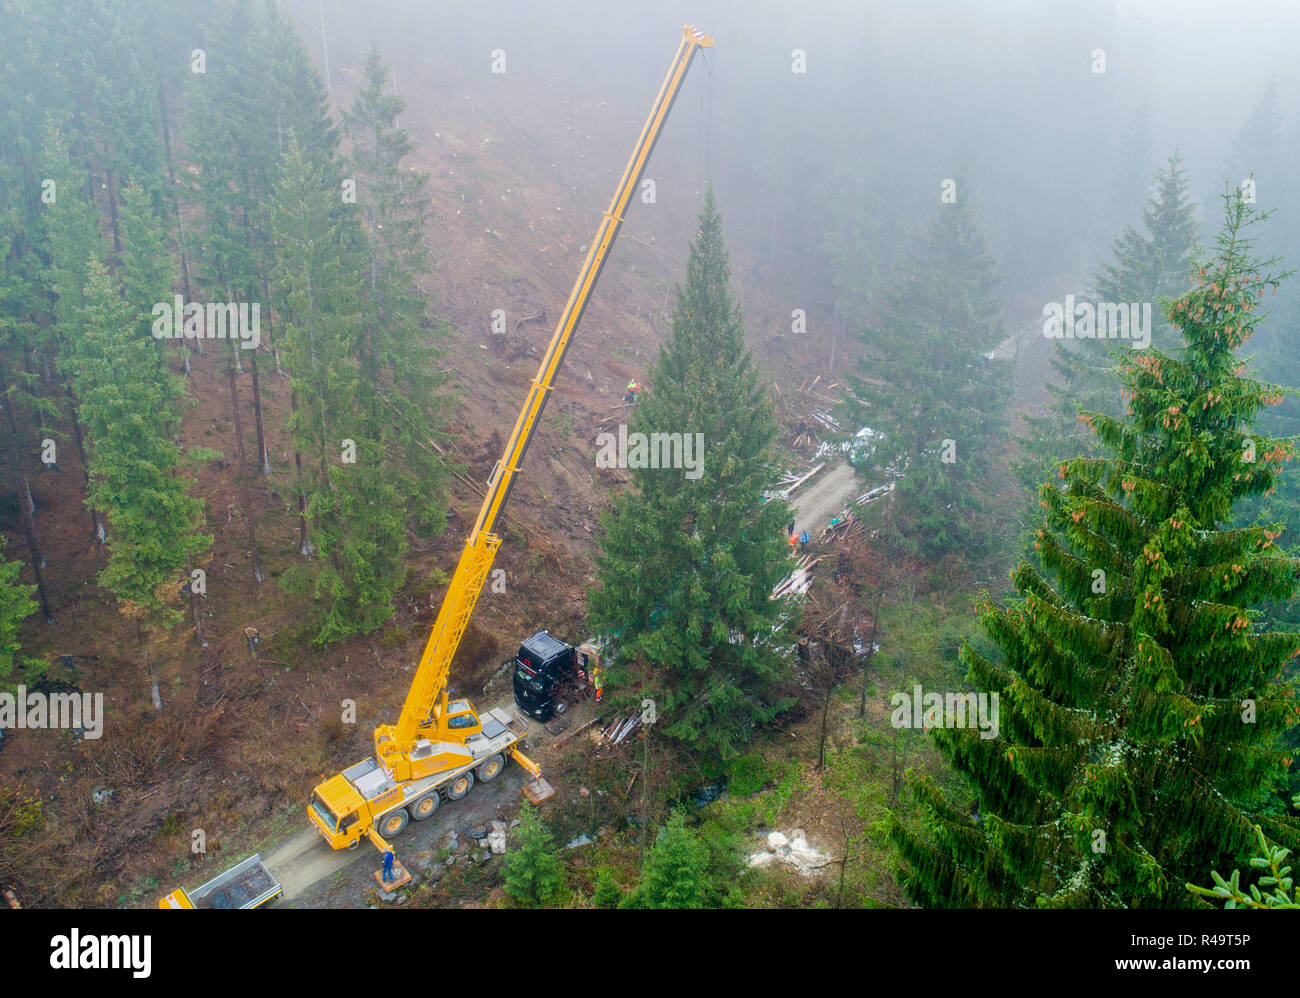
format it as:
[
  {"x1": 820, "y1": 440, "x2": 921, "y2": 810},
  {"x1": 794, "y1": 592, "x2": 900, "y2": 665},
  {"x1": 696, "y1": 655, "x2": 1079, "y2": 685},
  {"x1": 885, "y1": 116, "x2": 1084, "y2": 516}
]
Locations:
[
  {"x1": 844, "y1": 186, "x2": 1010, "y2": 564},
  {"x1": 892, "y1": 193, "x2": 1300, "y2": 908},
  {"x1": 267, "y1": 47, "x2": 453, "y2": 644},
  {"x1": 66, "y1": 261, "x2": 210, "y2": 625},
  {"x1": 588, "y1": 189, "x2": 794, "y2": 761}
]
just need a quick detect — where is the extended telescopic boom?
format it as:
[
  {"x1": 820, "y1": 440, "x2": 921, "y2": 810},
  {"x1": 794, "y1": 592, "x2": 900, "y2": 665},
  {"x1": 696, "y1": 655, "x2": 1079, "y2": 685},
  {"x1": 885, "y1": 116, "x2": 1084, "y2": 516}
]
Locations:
[{"x1": 374, "y1": 25, "x2": 714, "y2": 781}]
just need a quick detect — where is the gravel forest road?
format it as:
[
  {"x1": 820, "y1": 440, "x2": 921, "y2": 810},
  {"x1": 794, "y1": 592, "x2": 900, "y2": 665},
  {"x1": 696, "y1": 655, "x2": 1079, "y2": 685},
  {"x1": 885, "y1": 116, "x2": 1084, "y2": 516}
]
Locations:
[{"x1": 791, "y1": 462, "x2": 861, "y2": 537}]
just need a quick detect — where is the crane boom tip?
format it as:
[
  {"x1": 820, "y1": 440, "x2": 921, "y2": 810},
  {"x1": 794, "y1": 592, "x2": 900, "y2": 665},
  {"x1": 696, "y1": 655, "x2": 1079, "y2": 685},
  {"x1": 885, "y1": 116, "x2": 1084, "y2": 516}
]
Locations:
[{"x1": 683, "y1": 24, "x2": 715, "y2": 47}]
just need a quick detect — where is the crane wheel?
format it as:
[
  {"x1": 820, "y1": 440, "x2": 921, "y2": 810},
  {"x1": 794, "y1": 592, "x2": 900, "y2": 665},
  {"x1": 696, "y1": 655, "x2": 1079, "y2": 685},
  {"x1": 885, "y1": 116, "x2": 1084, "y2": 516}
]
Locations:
[
  {"x1": 380, "y1": 808, "x2": 410, "y2": 838},
  {"x1": 477, "y1": 754, "x2": 505, "y2": 782},
  {"x1": 410, "y1": 793, "x2": 440, "y2": 821},
  {"x1": 446, "y1": 771, "x2": 475, "y2": 801}
]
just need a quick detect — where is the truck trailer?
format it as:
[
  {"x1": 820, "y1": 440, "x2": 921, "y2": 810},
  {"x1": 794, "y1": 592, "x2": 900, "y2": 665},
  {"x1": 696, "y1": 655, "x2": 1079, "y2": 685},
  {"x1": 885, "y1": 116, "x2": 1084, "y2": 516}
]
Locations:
[{"x1": 159, "y1": 853, "x2": 282, "y2": 909}]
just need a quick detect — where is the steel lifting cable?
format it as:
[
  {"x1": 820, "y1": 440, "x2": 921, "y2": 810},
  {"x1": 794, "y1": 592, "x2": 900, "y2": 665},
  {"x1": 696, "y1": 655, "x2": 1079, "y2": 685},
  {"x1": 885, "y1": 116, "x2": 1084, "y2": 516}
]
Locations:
[{"x1": 699, "y1": 50, "x2": 714, "y2": 194}]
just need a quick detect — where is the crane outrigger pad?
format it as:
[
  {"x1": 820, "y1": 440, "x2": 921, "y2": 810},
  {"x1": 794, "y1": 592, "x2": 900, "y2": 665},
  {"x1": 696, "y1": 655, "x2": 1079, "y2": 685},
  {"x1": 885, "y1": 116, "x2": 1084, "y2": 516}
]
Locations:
[
  {"x1": 374, "y1": 863, "x2": 412, "y2": 893},
  {"x1": 523, "y1": 777, "x2": 555, "y2": 804}
]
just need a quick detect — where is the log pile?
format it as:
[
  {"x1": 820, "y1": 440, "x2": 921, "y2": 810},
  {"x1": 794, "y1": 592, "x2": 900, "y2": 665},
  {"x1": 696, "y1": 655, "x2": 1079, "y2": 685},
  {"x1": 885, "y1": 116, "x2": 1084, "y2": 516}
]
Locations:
[
  {"x1": 771, "y1": 555, "x2": 820, "y2": 599},
  {"x1": 596, "y1": 713, "x2": 642, "y2": 748},
  {"x1": 819, "y1": 516, "x2": 863, "y2": 545}
]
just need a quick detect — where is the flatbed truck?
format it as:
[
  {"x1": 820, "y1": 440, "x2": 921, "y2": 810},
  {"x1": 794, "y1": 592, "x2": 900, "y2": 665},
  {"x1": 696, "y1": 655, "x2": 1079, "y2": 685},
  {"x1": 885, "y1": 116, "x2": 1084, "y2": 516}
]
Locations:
[{"x1": 159, "y1": 853, "x2": 282, "y2": 909}]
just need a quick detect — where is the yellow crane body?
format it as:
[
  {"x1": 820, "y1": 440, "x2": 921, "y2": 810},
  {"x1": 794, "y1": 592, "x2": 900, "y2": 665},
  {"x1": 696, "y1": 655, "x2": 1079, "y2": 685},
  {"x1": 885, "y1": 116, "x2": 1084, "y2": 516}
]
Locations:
[{"x1": 308, "y1": 24, "x2": 714, "y2": 854}]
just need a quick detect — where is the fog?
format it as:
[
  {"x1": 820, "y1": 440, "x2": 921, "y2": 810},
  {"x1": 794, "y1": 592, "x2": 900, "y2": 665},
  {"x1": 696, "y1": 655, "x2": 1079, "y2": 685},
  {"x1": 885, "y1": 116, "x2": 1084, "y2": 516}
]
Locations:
[{"x1": 286, "y1": 0, "x2": 1300, "y2": 312}]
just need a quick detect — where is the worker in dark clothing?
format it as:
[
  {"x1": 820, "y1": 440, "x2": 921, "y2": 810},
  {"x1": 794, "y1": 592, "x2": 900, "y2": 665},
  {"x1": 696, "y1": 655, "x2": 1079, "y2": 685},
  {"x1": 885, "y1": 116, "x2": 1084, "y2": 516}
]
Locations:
[{"x1": 382, "y1": 849, "x2": 396, "y2": 883}]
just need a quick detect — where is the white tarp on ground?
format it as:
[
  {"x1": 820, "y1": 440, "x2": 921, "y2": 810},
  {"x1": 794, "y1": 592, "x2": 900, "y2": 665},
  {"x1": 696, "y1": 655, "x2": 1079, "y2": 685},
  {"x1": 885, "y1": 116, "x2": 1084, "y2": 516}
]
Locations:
[{"x1": 747, "y1": 828, "x2": 830, "y2": 877}]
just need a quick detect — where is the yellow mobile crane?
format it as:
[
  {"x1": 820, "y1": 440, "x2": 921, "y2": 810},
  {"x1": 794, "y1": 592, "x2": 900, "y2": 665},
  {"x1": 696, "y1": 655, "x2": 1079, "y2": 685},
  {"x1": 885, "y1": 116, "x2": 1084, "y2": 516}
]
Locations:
[{"x1": 307, "y1": 25, "x2": 715, "y2": 855}]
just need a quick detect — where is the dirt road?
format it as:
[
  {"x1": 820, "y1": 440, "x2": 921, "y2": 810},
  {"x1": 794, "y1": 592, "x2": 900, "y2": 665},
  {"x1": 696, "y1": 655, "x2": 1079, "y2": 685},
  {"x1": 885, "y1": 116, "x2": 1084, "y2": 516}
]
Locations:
[{"x1": 791, "y1": 462, "x2": 861, "y2": 537}]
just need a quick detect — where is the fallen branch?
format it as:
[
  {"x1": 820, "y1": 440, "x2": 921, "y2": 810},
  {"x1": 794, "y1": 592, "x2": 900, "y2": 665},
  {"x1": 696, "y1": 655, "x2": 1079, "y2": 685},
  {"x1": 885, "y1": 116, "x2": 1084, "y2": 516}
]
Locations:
[{"x1": 553, "y1": 714, "x2": 603, "y2": 747}]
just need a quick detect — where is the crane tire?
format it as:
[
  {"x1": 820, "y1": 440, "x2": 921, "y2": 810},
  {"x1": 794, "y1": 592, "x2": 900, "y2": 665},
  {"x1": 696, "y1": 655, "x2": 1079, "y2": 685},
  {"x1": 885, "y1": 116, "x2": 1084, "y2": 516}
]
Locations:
[
  {"x1": 446, "y1": 771, "x2": 475, "y2": 801},
  {"x1": 410, "y1": 793, "x2": 440, "y2": 821},
  {"x1": 380, "y1": 807, "x2": 410, "y2": 838},
  {"x1": 477, "y1": 754, "x2": 505, "y2": 782}
]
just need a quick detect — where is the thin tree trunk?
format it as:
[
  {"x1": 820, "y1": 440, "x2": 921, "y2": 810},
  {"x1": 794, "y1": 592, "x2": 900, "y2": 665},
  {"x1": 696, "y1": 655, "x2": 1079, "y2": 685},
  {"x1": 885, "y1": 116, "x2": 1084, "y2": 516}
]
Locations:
[
  {"x1": 186, "y1": 559, "x2": 206, "y2": 647},
  {"x1": 818, "y1": 645, "x2": 832, "y2": 771},
  {"x1": 61, "y1": 383, "x2": 102, "y2": 545},
  {"x1": 158, "y1": 77, "x2": 195, "y2": 373},
  {"x1": 318, "y1": 0, "x2": 332, "y2": 89},
  {"x1": 859, "y1": 583, "x2": 883, "y2": 718},
  {"x1": 836, "y1": 826, "x2": 851, "y2": 908},
  {"x1": 252, "y1": 273, "x2": 273, "y2": 473},
  {"x1": 23, "y1": 351, "x2": 48, "y2": 438},
  {"x1": 226, "y1": 344, "x2": 262, "y2": 584},
  {"x1": 250, "y1": 351, "x2": 269, "y2": 475},
  {"x1": 290, "y1": 390, "x2": 310, "y2": 555},
  {"x1": 106, "y1": 166, "x2": 121, "y2": 254}
]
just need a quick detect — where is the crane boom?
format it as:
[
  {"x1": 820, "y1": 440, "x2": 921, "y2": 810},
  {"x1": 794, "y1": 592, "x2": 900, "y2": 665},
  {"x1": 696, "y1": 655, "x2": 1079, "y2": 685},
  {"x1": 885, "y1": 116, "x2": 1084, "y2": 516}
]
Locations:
[{"x1": 374, "y1": 25, "x2": 714, "y2": 781}]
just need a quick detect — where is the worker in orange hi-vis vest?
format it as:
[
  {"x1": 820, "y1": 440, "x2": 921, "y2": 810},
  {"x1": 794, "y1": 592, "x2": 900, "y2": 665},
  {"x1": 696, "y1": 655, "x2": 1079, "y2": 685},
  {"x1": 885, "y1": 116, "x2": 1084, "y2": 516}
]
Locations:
[{"x1": 592, "y1": 665, "x2": 604, "y2": 702}]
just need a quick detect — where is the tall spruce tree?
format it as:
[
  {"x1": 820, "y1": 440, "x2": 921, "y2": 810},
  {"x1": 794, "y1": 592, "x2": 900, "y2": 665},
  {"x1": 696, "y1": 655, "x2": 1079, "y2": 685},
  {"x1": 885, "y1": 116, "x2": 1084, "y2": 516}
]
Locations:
[
  {"x1": 266, "y1": 45, "x2": 454, "y2": 643},
  {"x1": 844, "y1": 185, "x2": 1010, "y2": 564},
  {"x1": 341, "y1": 46, "x2": 451, "y2": 538},
  {"x1": 891, "y1": 193, "x2": 1300, "y2": 909},
  {"x1": 588, "y1": 189, "x2": 794, "y2": 761},
  {"x1": 269, "y1": 140, "x2": 360, "y2": 639},
  {"x1": 269, "y1": 138, "x2": 408, "y2": 643},
  {"x1": 269, "y1": 139, "x2": 354, "y2": 559},
  {"x1": 1016, "y1": 150, "x2": 1198, "y2": 512},
  {"x1": 65, "y1": 261, "x2": 210, "y2": 627},
  {"x1": 42, "y1": 122, "x2": 108, "y2": 544}
]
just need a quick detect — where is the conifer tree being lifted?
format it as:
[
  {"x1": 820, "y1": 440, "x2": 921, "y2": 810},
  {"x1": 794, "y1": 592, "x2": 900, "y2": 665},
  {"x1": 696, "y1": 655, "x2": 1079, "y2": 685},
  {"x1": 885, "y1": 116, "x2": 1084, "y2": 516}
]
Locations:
[
  {"x1": 589, "y1": 188, "x2": 794, "y2": 761},
  {"x1": 892, "y1": 191, "x2": 1300, "y2": 908}
]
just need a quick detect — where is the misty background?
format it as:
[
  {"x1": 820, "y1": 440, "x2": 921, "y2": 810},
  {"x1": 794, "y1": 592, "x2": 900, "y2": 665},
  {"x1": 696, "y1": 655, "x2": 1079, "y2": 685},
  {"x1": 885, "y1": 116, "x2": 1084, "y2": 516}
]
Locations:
[{"x1": 286, "y1": 0, "x2": 1300, "y2": 335}]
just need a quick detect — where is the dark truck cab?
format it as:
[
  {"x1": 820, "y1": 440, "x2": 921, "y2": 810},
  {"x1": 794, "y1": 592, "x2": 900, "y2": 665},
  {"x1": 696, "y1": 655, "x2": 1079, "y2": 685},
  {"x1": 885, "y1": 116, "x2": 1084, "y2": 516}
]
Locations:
[{"x1": 512, "y1": 630, "x2": 591, "y2": 721}]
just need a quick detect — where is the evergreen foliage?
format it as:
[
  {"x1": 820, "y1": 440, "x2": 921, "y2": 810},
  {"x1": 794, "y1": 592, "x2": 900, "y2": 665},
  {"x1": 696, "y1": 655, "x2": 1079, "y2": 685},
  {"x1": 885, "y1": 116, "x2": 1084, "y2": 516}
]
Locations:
[
  {"x1": 1017, "y1": 151, "x2": 1198, "y2": 511},
  {"x1": 1187, "y1": 824, "x2": 1297, "y2": 908},
  {"x1": 843, "y1": 186, "x2": 1010, "y2": 563},
  {"x1": 588, "y1": 188, "x2": 794, "y2": 760},
  {"x1": 340, "y1": 46, "x2": 452, "y2": 538},
  {"x1": 892, "y1": 193, "x2": 1300, "y2": 909},
  {"x1": 65, "y1": 261, "x2": 209, "y2": 624},
  {"x1": 0, "y1": 541, "x2": 39, "y2": 694},
  {"x1": 620, "y1": 809, "x2": 740, "y2": 909},
  {"x1": 502, "y1": 804, "x2": 564, "y2": 908}
]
